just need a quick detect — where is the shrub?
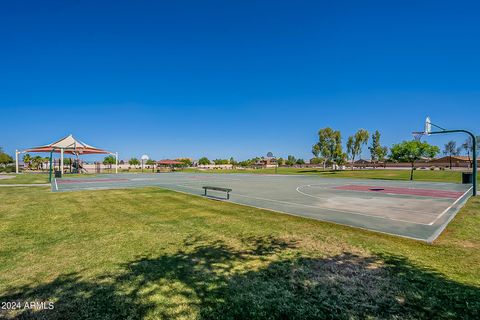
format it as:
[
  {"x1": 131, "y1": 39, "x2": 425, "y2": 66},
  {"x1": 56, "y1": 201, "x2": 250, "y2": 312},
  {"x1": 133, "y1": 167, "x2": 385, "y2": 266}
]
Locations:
[{"x1": 0, "y1": 165, "x2": 15, "y2": 173}]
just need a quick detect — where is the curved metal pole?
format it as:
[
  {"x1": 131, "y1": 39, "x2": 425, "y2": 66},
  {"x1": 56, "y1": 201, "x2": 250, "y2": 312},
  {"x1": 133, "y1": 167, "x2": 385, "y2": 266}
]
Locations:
[{"x1": 430, "y1": 130, "x2": 477, "y2": 196}]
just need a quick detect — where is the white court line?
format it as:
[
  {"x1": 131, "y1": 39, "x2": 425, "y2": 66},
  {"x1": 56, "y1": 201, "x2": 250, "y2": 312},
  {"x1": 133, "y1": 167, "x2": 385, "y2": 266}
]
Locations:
[
  {"x1": 54, "y1": 178, "x2": 58, "y2": 191},
  {"x1": 158, "y1": 184, "x2": 428, "y2": 242},
  {"x1": 295, "y1": 185, "x2": 440, "y2": 218},
  {"x1": 297, "y1": 184, "x2": 472, "y2": 227},
  {"x1": 175, "y1": 184, "x2": 434, "y2": 226},
  {"x1": 428, "y1": 186, "x2": 472, "y2": 225},
  {"x1": 53, "y1": 181, "x2": 433, "y2": 241}
]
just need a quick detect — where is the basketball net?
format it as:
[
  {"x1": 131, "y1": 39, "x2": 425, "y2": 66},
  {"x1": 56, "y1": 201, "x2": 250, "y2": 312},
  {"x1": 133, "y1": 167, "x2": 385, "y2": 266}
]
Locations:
[{"x1": 412, "y1": 132, "x2": 425, "y2": 141}]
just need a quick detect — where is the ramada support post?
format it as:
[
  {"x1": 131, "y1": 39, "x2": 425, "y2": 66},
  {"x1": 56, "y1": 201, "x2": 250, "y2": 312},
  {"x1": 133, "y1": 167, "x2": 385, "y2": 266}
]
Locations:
[
  {"x1": 115, "y1": 152, "x2": 119, "y2": 174},
  {"x1": 15, "y1": 149, "x2": 19, "y2": 174},
  {"x1": 60, "y1": 148, "x2": 64, "y2": 177}
]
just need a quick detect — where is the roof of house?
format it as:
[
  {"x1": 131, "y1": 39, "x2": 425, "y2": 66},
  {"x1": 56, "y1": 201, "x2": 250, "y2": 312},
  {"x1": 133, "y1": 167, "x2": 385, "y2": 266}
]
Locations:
[
  {"x1": 157, "y1": 160, "x2": 184, "y2": 165},
  {"x1": 430, "y1": 156, "x2": 473, "y2": 162}
]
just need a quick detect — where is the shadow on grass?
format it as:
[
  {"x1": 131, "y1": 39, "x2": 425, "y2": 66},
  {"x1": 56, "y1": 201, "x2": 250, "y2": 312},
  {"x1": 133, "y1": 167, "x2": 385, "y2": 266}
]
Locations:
[
  {"x1": 1, "y1": 236, "x2": 479, "y2": 319},
  {"x1": 295, "y1": 170, "x2": 337, "y2": 174}
]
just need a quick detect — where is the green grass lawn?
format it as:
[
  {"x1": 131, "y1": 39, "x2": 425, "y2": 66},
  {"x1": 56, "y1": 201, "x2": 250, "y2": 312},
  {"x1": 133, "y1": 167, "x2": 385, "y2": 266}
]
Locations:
[
  {"x1": 0, "y1": 174, "x2": 50, "y2": 185},
  {"x1": 3, "y1": 168, "x2": 476, "y2": 185},
  {"x1": 0, "y1": 175, "x2": 479, "y2": 318},
  {"x1": 0, "y1": 173, "x2": 103, "y2": 185},
  {"x1": 186, "y1": 167, "x2": 478, "y2": 183}
]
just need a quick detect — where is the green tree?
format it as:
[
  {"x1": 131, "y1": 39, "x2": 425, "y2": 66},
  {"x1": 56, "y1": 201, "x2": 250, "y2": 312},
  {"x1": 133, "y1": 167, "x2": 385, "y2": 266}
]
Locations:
[
  {"x1": 177, "y1": 158, "x2": 191, "y2": 167},
  {"x1": 461, "y1": 137, "x2": 480, "y2": 168},
  {"x1": 346, "y1": 129, "x2": 369, "y2": 170},
  {"x1": 31, "y1": 156, "x2": 44, "y2": 170},
  {"x1": 378, "y1": 146, "x2": 388, "y2": 168},
  {"x1": 285, "y1": 155, "x2": 296, "y2": 166},
  {"x1": 23, "y1": 153, "x2": 32, "y2": 170},
  {"x1": 103, "y1": 155, "x2": 116, "y2": 170},
  {"x1": 335, "y1": 152, "x2": 348, "y2": 166},
  {"x1": 214, "y1": 159, "x2": 229, "y2": 165},
  {"x1": 198, "y1": 157, "x2": 211, "y2": 165},
  {"x1": 144, "y1": 159, "x2": 156, "y2": 172},
  {"x1": 390, "y1": 141, "x2": 439, "y2": 180},
  {"x1": 128, "y1": 158, "x2": 140, "y2": 167},
  {"x1": 146, "y1": 159, "x2": 156, "y2": 166},
  {"x1": 443, "y1": 141, "x2": 460, "y2": 169},
  {"x1": 310, "y1": 157, "x2": 324, "y2": 165},
  {"x1": 462, "y1": 138, "x2": 473, "y2": 168},
  {"x1": 315, "y1": 127, "x2": 344, "y2": 169},
  {"x1": 0, "y1": 147, "x2": 13, "y2": 165},
  {"x1": 368, "y1": 130, "x2": 388, "y2": 169},
  {"x1": 103, "y1": 156, "x2": 116, "y2": 165},
  {"x1": 296, "y1": 158, "x2": 305, "y2": 165},
  {"x1": 311, "y1": 143, "x2": 320, "y2": 158},
  {"x1": 276, "y1": 157, "x2": 284, "y2": 166}
]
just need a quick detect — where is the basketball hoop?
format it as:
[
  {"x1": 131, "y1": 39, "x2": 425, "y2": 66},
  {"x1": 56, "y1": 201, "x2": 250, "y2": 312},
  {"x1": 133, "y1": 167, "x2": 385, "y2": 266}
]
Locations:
[
  {"x1": 412, "y1": 116, "x2": 433, "y2": 141},
  {"x1": 411, "y1": 116, "x2": 477, "y2": 196},
  {"x1": 412, "y1": 131, "x2": 425, "y2": 141}
]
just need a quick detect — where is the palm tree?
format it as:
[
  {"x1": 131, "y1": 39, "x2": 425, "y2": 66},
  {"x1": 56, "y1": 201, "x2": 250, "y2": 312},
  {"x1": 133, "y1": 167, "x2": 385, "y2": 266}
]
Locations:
[
  {"x1": 23, "y1": 154, "x2": 32, "y2": 170},
  {"x1": 31, "y1": 156, "x2": 43, "y2": 170}
]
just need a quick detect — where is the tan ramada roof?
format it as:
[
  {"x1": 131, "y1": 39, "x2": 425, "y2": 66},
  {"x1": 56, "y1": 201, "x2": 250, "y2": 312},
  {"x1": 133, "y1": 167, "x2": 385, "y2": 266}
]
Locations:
[{"x1": 24, "y1": 134, "x2": 113, "y2": 155}]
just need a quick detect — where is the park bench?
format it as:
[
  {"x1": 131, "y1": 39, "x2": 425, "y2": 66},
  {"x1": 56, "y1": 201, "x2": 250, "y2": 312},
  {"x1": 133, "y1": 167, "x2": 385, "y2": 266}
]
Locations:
[{"x1": 202, "y1": 186, "x2": 232, "y2": 200}]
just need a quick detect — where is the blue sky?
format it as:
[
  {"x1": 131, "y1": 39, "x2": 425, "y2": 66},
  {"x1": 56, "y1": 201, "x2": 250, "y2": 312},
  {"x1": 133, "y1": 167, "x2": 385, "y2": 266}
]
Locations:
[{"x1": 1, "y1": 0, "x2": 479, "y2": 161}]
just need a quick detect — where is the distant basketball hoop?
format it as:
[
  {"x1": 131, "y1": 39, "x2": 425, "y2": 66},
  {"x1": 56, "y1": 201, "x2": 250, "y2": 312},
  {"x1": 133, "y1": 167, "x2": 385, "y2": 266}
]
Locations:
[{"x1": 141, "y1": 154, "x2": 150, "y2": 173}]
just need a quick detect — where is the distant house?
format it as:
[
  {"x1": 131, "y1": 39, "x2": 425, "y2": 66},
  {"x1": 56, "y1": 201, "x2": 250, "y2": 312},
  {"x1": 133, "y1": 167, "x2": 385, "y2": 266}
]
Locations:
[
  {"x1": 253, "y1": 157, "x2": 277, "y2": 168},
  {"x1": 158, "y1": 160, "x2": 184, "y2": 166},
  {"x1": 354, "y1": 159, "x2": 371, "y2": 164},
  {"x1": 429, "y1": 156, "x2": 477, "y2": 168},
  {"x1": 197, "y1": 164, "x2": 233, "y2": 170}
]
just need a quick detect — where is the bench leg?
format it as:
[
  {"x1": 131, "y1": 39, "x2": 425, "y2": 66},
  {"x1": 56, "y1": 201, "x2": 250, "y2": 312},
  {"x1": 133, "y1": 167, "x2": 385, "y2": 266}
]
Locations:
[
  {"x1": 204, "y1": 189, "x2": 207, "y2": 196},
  {"x1": 227, "y1": 192, "x2": 230, "y2": 200}
]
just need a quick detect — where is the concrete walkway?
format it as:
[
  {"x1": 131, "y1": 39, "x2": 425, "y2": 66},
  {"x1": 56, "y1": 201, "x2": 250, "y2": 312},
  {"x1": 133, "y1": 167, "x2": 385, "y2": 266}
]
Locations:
[{"x1": 0, "y1": 184, "x2": 50, "y2": 187}]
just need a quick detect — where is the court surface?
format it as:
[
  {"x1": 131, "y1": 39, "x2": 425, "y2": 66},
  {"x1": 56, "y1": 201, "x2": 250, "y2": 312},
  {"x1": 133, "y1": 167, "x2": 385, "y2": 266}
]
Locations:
[{"x1": 52, "y1": 173, "x2": 473, "y2": 242}]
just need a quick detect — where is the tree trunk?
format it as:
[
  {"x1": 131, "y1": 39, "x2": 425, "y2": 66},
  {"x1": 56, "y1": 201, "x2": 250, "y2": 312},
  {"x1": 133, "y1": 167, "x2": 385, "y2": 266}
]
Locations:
[
  {"x1": 351, "y1": 155, "x2": 355, "y2": 170},
  {"x1": 449, "y1": 155, "x2": 452, "y2": 169},
  {"x1": 410, "y1": 163, "x2": 414, "y2": 181}
]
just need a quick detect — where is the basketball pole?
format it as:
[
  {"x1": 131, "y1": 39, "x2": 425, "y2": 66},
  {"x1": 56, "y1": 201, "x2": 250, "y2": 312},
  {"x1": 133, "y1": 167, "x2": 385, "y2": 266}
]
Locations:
[
  {"x1": 429, "y1": 129, "x2": 477, "y2": 196},
  {"x1": 48, "y1": 149, "x2": 54, "y2": 183}
]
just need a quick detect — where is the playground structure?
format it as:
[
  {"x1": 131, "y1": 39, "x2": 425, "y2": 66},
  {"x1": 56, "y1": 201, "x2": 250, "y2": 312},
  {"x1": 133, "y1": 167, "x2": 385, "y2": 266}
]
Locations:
[
  {"x1": 47, "y1": 157, "x2": 88, "y2": 174},
  {"x1": 15, "y1": 134, "x2": 118, "y2": 178}
]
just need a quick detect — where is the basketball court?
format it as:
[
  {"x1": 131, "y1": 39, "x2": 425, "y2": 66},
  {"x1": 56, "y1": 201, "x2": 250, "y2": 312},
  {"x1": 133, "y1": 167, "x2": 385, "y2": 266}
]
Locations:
[{"x1": 52, "y1": 173, "x2": 472, "y2": 242}]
